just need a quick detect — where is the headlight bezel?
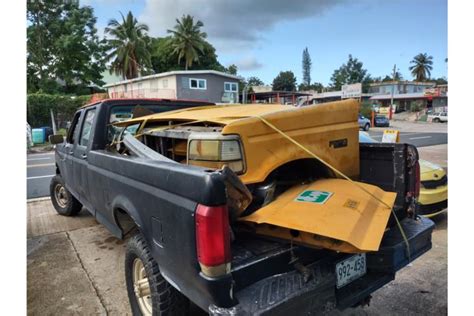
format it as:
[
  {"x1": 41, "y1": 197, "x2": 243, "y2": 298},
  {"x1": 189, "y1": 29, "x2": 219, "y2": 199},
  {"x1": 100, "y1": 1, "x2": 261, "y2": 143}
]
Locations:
[{"x1": 187, "y1": 133, "x2": 246, "y2": 174}]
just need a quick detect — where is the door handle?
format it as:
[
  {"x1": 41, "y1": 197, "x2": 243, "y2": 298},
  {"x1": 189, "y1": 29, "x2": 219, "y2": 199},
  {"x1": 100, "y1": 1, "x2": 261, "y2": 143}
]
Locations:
[
  {"x1": 69, "y1": 151, "x2": 74, "y2": 155},
  {"x1": 81, "y1": 154, "x2": 88, "y2": 159}
]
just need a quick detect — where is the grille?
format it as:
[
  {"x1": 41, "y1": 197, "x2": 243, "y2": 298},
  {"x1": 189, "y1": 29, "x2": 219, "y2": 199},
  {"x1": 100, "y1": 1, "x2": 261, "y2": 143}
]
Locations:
[{"x1": 421, "y1": 175, "x2": 447, "y2": 189}]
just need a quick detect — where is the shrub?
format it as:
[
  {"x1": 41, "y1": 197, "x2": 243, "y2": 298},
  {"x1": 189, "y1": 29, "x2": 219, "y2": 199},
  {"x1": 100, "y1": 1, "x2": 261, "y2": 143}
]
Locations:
[
  {"x1": 27, "y1": 94, "x2": 91, "y2": 128},
  {"x1": 360, "y1": 102, "x2": 373, "y2": 118},
  {"x1": 410, "y1": 102, "x2": 420, "y2": 112}
]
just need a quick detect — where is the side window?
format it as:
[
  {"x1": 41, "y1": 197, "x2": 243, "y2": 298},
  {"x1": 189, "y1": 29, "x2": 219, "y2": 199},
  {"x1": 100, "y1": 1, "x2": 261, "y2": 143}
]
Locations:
[
  {"x1": 224, "y1": 82, "x2": 238, "y2": 92},
  {"x1": 189, "y1": 78, "x2": 207, "y2": 90},
  {"x1": 79, "y1": 109, "x2": 96, "y2": 147},
  {"x1": 66, "y1": 112, "x2": 82, "y2": 144}
]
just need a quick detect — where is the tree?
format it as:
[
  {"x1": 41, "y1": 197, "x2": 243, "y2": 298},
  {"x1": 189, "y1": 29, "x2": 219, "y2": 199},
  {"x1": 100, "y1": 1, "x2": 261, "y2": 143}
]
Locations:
[
  {"x1": 434, "y1": 77, "x2": 448, "y2": 85},
  {"x1": 27, "y1": 0, "x2": 106, "y2": 93},
  {"x1": 226, "y1": 64, "x2": 238, "y2": 75},
  {"x1": 298, "y1": 82, "x2": 324, "y2": 92},
  {"x1": 149, "y1": 37, "x2": 224, "y2": 73},
  {"x1": 167, "y1": 14, "x2": 208, "y2": 70},
  {"x1": 105, "y1": 11, "x2": 151, "y2": 79},
  {"x1": 409, "y1": 53, "x2": 433, "y2": 81},
  {"x1": 329, "y1": 55, "x2": 370, "y2": 90},
  {"x1": 272, "y1": 71, "x2": 297, "y2": 91},
  {"x1": 381, "y1": 71, "x2": 402, "y2": 82},
  {"x1": 302, "y1": 47, "x2": 312, "y2": 86},
  {"x1": 247, "y1": 76, "x2": 264, "y2": 86}
]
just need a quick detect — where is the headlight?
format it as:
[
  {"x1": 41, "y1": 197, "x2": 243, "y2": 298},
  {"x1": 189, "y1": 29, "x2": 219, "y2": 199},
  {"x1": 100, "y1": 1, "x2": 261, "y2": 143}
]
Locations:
[{"x1": 187, "y1": 134, "x2": 245, "y2": 173}]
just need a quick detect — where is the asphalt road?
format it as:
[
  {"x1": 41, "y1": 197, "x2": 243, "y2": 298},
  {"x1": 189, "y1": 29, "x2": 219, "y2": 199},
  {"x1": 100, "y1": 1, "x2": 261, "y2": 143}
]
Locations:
[
  {"x1": 367, "y1": 131, "x2": 447, "y2": 148},
  {"x1": 27, "y1": 152, "x2": 55, "y2": 199},
  {"x1": 26, "y1": 131, "x2": 447, "y2": 199}
]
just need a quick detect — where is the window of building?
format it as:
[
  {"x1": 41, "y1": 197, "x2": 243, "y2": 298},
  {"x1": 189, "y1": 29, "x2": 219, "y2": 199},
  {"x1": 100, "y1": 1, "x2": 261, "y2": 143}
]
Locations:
[
  {"x1": 224, "y1": 82, "x2": 238, "y2": 92},
  {"x1": 189, "y1": 78, "x2": 207, "y2": 90},
  {"x1": 162, "y1": 79, "x2": 168, "y2": 88}
]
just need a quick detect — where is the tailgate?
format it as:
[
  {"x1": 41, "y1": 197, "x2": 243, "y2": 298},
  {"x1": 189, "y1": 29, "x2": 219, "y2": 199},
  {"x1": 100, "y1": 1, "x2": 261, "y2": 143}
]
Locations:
[{"x1": 239, "y1": 179, "x2": 397, "y2": 253}]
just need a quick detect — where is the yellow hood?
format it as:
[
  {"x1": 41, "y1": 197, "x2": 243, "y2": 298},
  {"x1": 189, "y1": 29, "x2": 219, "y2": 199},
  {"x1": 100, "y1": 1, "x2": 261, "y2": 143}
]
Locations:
[{"x1": 114, "y1": 103, "x2": 289, "y2": 126}]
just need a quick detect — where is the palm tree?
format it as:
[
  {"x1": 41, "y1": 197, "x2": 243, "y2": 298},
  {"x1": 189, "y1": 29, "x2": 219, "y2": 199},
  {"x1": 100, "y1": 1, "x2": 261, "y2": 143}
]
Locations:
[
  {"x1": 105, "y1": 11, "x2": 151, "y2": 79},
  {"x1": 409, "y1": 53, "x2": 433, "y2": 81},
  {"x1": 167, "y1": 15, "x2": 207, "y2": 70}
]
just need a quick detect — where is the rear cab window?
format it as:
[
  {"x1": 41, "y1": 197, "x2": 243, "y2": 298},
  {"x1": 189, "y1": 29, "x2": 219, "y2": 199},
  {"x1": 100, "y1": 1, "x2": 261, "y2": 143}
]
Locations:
[{"x1": 107, "y1": 104, "x2": 179, "y2": 143}]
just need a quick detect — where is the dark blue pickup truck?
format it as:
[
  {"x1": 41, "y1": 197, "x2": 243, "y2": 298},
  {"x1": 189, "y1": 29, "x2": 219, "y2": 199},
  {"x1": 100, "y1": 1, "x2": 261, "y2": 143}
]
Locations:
[{"x1": 49, "y1": 98, "x2": 434, "y2": 315}]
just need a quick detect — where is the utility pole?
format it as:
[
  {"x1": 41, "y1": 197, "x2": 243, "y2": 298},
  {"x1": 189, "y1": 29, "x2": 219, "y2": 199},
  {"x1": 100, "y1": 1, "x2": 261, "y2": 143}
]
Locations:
[
  {"x1": 50, "y1": 109, "x2": 57, "y2": 134},
  {"x1": 390, "y1": 64, "x2": 396, "y2": 120}
]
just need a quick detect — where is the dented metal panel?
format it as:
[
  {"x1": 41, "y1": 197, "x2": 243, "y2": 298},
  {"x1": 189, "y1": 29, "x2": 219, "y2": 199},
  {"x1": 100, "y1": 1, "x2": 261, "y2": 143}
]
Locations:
[{"x1": 239, "y1": 179, "x2": 397, "y2": 253}]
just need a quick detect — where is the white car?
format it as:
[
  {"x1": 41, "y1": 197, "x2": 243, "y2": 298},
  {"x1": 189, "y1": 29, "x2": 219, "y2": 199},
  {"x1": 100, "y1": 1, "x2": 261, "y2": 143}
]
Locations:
[{"x1": 428, "y1": 112, "x2": 448, "y2": 123}]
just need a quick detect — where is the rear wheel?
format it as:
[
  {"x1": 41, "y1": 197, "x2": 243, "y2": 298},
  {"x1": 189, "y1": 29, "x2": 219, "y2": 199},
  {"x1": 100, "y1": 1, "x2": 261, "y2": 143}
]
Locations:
[
  {"x1": 50, "y1": 175, "x2": 82, "y2": 216},
  {"x1": 363, "y1": 123, "x2": 370, "y2": 131},
  {"x1": 125, "y1": 233, "x2": 189, "y2": 316},
  {"x1": 433, "y1": 118, "x2": 440, "y2": 123}
]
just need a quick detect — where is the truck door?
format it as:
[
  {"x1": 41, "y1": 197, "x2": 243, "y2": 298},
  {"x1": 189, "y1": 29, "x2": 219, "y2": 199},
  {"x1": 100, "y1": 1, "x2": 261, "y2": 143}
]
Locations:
[
  {"x1": 60, "y1": 110, "x2": 82, "y2": 198},
  {"x1": 73, "y1": 107, "x2": 97, "y2": 210}
]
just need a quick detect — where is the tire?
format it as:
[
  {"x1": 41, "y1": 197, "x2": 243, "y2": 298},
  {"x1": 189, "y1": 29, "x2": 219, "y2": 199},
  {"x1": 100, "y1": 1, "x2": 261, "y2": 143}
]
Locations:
[
  {"x1": 433, "y1": 118, "x2": 440, "y2": 123},
  {"x1": 363, "y1": 123, "x2": 370, "y2": 131},
  {"x1": 125, "y1": 233, "x2": 189, "y2": 316},
  {"x1": 50, "y1": 175, "x2": 82, "y2": 216}
]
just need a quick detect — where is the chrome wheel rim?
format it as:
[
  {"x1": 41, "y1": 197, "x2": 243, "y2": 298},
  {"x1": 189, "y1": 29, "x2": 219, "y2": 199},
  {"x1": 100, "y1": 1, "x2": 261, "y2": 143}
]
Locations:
[
  {"x1": 133, "y1": 258, "x2": 152, "y2": 315},
  {"x1": 54, "y1": 184, "x2": 69, "y2": 208}
]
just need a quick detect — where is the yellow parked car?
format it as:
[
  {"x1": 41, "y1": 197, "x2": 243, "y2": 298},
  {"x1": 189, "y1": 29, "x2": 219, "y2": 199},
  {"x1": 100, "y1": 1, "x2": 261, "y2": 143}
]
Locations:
[
  {"x1": 359, "y1": 132, "x2": 447, "y2": 215},
  {"x1": 418, "y1": 160, "x2": 447, "y2": 214}
]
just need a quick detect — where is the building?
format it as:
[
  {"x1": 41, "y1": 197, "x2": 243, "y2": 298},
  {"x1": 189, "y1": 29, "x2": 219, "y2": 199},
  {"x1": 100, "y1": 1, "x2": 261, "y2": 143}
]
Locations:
[
  {"x1": 251, "y1": 85, "x2": 272, "y2": 93},
  {"x1": 103, "y1": 70, "x2": 243, "y2": 104},
  {"x1": 368, "y1": 81, "x2": 444, "y2": 112},
  {"x1": 246, "y1": 91, "x2": 312, "y2": 105},
  {"x1": 303, "y1": 83, "x2": 371, "y2": 104}
]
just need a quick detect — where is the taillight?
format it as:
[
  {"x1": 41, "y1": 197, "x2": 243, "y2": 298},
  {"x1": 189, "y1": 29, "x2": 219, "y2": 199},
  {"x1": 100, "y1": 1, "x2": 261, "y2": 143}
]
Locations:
[
  {"x1": 195, "y1": 204, "x2": 231, "y2": 277},
  {"x1": 414, "y1": 161, "x2": 420, "y2": 198}
]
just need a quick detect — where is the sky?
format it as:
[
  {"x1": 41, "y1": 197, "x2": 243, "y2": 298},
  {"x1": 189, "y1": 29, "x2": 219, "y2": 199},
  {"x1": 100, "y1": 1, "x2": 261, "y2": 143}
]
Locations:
[{"x1": 83, "y1": 0, "x2": 447, "y2": 86}]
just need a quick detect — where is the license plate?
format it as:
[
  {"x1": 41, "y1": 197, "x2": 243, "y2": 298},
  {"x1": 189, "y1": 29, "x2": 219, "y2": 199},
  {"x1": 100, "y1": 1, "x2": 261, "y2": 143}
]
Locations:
[{"x1": 336, "y1": 253, "x2": 366, "y2": 288}]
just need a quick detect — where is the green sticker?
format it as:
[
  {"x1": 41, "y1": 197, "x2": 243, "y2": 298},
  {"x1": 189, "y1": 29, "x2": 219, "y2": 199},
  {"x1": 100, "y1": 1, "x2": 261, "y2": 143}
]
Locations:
[{"x1": 295, "y1": 190, "x2": 333, "y2": 204}]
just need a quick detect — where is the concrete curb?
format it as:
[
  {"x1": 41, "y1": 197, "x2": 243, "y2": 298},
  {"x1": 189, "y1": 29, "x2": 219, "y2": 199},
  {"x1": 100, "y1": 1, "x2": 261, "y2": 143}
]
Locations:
[{"x1": 27, "y1": 197, "x2": 51, "y2": 203}]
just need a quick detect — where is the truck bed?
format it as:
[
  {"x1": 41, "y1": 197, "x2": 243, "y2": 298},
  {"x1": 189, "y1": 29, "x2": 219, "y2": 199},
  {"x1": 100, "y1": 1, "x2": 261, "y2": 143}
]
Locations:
[{"x1": 220, "y1": 216, "x2": 434, "y2": 315}]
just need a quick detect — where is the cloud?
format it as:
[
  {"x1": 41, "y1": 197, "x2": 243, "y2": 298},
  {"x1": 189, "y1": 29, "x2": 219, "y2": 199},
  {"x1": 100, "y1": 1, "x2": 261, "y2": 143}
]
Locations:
[
  {"x1": 231, "y1": 56, "x2": 263, "y2": 71},
  {"x1": 139, "y1": 0, "x2": 345, "y2": 51}
]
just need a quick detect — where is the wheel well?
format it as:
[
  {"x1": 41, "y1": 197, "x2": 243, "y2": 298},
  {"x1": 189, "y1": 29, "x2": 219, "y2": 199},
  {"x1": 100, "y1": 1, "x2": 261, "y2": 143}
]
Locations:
[
  {"x1": 114, "y1": 208, "x2": 138, "y2": 238},
  {"x1": 267, "y1": 158, "x2": 334, "y2": 182},
  {"x1": 243, "y1": 158, "x2": 334, "y2": 216}
]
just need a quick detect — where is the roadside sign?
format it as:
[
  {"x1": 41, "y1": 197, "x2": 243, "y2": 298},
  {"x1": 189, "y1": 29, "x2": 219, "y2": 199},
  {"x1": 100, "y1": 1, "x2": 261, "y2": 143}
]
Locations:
[
  {"x1": 341, "y1": 83, "x2": 362, "y2": 99},
  {"x1": 381, "y1": 130, "x2": 400, "y2": 143},
  {"x1": 295, "y1": 190, "x2": 333, "y2": 204}
]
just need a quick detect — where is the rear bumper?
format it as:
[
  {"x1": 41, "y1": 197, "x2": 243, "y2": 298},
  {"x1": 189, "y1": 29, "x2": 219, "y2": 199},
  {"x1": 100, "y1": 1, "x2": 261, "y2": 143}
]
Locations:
[{"x1": 209, "y1": 217, "x2": 435, "y2": 315}]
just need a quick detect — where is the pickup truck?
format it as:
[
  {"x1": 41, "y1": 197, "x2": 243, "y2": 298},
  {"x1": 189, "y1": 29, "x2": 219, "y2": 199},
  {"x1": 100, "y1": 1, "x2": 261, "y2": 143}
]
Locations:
[{"x1": 49, "y1": 98, "x2": 434, "y2": 315}]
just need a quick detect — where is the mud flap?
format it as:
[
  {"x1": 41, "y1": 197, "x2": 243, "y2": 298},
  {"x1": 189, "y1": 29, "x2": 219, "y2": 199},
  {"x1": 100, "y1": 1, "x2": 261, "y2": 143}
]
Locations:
[{"x1": 239, "y1": 179, "x2": 397, "y2": 253}]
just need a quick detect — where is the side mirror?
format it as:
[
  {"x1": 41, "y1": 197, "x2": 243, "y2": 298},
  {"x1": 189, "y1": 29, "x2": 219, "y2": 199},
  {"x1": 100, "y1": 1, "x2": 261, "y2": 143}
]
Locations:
[{"x1": 49, "y1": 134, "x2": 64, "y2": 144}]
